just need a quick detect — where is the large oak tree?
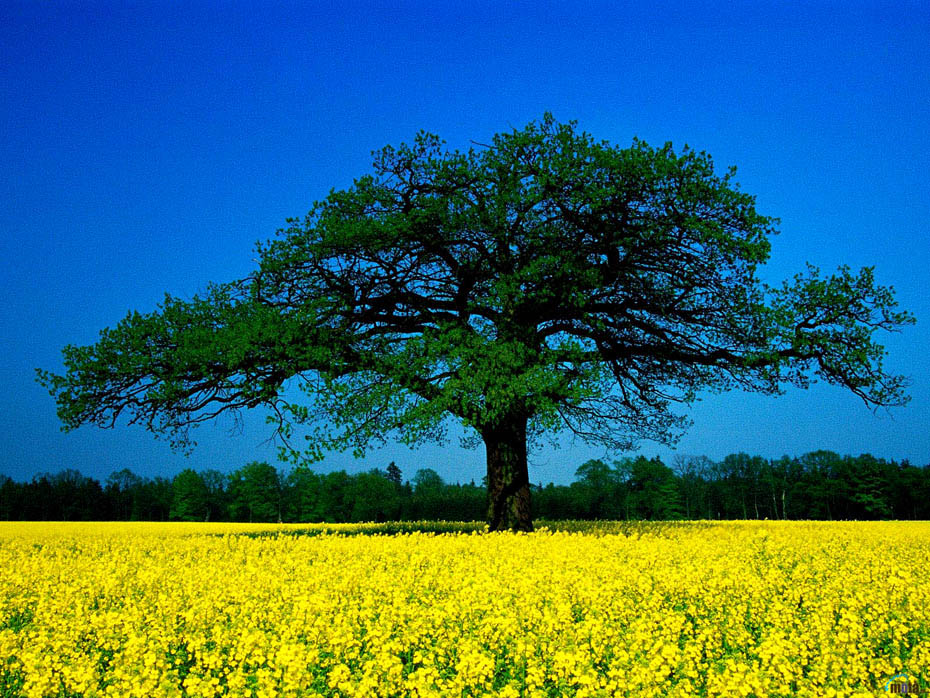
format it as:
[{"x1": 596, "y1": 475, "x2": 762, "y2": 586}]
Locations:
[{"x1": 38, "y1": 116, "x2": 912, "y2": 531}]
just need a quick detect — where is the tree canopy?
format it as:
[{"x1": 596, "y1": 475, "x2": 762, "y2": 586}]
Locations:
[{"x1": 38, "y1": 115, "x2": 912, "y2": 530}]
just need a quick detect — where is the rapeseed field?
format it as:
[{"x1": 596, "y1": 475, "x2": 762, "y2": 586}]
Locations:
[{"x1": 0, "y1": 521, "x2": 928, "y2": 697}]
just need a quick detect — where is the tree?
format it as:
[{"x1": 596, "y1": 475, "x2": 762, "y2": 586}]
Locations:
[
  {"x1": 409, "y1": 468, "x2": 447, "y2": 519},
  {"x1": 106, "y1": 468, "x2": 143, "y2": 520},
  {"x1": 37, "y1": 115, "x2": 912, "y2": 531},
  {"x1": 318, "y1": 471, "x2": 352, "y2": 523},
  {"x1": 44, "y1": 469, "x2": 108, "y2": 520},
  {"x1": 412, "y1": 468, "x2": 444, "y2": 493},
  {"x1": 349, "y1": 469, "x2": 399, "y2": 522},
  {"x1": 716, "y1": 453, "x2": 769, "y2": 519},
  {"x1": 624, "y1": 456, "x2": 683, "y2": 520},
  {"x1": 228, "y1": 461, "x2": 281, "y2": 522},
  {"x1": 766, "y1": 456, "x2": 802, "y2": 520},
  {"x1": 0, "y1": 475, "x2": 12, "y2": 520},
  {"x1": 200, "y1": 469, "x2": 229, "y2": 522},
  {"x1": 386, "y1": 462, "x2": 403, "y2": 487},
  {"x1": 847, "y1": 454, "x2": 893, "y2": 519},
  {"x1": 797, "y1": 450, "x2": 845, "y2": 520},
  {"x1": 572, "y1": 459, "x2": 624, "y2": 519},
  {"x1": 170, "y1": 468, "x2": 210, "y2": 521},
  {"x1": 136, "y1": 476, "x2": 172, "y2": 521},
  {"x1": 283, "y1": 466, "x2": 324, "y2": 522},
  {"x1": 672, "y1": 455, "x2": 712, "y2": 519}
]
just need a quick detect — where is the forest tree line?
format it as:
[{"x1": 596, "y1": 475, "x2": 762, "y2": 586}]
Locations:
[{"x1": 1, "y1": 451, "x2": 928, "y2": 523}]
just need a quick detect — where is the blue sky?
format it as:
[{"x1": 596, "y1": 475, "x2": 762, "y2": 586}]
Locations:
[{"x1": 2, "y1": 1, "x2": 928, "y2": 485}]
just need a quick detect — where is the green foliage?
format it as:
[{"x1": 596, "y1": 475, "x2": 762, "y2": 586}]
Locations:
[
  {"x1": 169, "y1": 468, "x2": 209, "y2": 521},
  {"x1": 283, "y1": 467, "x2": 326, "y2": 522},
  {"x1": 105, "y1": 468, "x2": 142, "y2": 520},
  {"x1": 412, "y1": 468, "x2": 444, "y2": 493},
  {"x1": 37, "y1": 116, "x2": 912, "y2": 466},
  {"x1": 625, "y1": 456, "x2": 684, "y2": 520},
  {"x1": 37, "y1": 116, "x2": 913, "y2": 531},
  {"x1": 348, "y1": 470, "x2": 400, "y2": 522},
  {"x1": 386, "y1": 462, "x2": 403, "y2": 486},
  {"x1": 571, "y1": 459, "x2": 625, "y2": 519},
  {"x1": 0, "y1": 662, "x2": 24, "y2": 698},
  {"x1": 3, "y1": 450, "x2": 930, "y2": 523},
  {"x1": 0, "y1": 607, "x2": 34, "y2": 632},
  {"x1": 228, "y1": 462, "x2": 281, "y2": 522}
]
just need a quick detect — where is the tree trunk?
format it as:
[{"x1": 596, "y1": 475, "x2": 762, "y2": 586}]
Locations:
[{"x1": 483, "y1": 416, "x2": 533, "y2": 532}]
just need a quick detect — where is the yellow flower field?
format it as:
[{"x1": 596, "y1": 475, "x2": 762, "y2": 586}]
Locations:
[{"x1": 1, "y1": 521, "x2": 928, "y2": 698}]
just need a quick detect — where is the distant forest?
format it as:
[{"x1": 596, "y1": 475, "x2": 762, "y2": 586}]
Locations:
[{"x1": 2, "y1": 451, "x2": 928, "y2": 522}]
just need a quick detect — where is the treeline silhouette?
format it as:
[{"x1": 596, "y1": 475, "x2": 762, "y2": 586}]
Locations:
[{"x1": 1, "y1": 451, "x2": 928, "y2": 522}]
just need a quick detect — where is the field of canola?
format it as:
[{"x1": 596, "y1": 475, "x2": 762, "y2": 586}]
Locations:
[{"x1": 1, "y1": 521, "x2": 928, "y2": 698}]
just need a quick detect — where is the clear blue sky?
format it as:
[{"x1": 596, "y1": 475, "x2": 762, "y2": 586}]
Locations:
[{"x1": 2, "y1": 1, "x2": 928, "y2": 485}]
